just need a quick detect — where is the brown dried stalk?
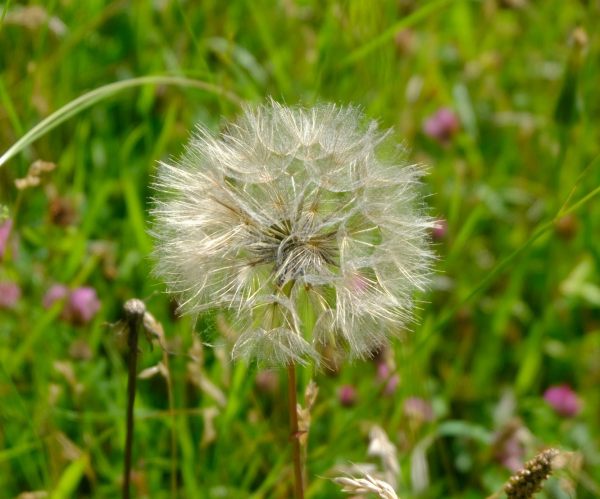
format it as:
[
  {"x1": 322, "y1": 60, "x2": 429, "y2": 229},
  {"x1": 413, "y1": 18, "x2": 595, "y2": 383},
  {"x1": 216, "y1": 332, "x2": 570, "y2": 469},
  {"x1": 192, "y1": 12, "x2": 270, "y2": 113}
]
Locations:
[{"x1": 122, "y1": 299, "x2": 145, "y2": 499}]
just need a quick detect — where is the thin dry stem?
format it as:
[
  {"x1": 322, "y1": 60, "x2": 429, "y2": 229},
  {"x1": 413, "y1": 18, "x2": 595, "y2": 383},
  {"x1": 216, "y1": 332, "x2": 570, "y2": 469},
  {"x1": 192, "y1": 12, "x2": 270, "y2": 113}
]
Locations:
[{"x1": 122, "y1": 299, "x2": 145, "y2": 499}]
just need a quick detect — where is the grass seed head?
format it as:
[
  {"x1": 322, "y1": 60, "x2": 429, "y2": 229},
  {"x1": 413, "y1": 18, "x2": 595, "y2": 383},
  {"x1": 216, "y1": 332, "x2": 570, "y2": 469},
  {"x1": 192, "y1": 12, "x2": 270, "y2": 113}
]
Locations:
[{"x1": 504, "y1": 448, "x2": 560, "y2": 499}]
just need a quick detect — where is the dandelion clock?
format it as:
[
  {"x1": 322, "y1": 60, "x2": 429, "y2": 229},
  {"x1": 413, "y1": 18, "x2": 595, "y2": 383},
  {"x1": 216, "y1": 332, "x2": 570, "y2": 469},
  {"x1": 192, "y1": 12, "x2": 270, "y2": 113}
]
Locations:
[{"x1": 151, "y1": 100, "x2": 434, "y2": 497}]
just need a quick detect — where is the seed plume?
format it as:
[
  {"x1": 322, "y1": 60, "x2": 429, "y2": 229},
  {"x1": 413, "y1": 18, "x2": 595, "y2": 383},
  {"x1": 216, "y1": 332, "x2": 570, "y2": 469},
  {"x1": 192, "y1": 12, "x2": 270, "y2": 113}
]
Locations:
[{"x1": 151, "y1": 100, "x2": 434, "y2": 365}]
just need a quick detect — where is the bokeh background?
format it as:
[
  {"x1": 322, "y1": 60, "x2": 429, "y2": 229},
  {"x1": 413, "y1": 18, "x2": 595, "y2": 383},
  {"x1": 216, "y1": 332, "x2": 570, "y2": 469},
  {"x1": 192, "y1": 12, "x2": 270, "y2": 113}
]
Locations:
[{"x1": 1, "y1": 1, "x2": 599, "y2": 497}]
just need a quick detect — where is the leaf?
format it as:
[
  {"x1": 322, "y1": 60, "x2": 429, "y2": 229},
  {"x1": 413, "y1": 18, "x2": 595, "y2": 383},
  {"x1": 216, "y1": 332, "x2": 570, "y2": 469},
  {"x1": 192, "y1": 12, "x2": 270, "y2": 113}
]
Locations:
[
  {"x1": 0, "y1": 76, "x2": 243, "y2": 168},
  {"x1": 49, "y1": 454, "x2": 89, "y2": 499}
]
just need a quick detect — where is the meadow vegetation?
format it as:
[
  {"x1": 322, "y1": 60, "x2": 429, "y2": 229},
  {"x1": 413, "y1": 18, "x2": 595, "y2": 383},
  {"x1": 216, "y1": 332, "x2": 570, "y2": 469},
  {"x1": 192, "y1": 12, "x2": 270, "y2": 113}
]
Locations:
[{"x1": 0, "y1": 1, "x2": 599, "y2": 497}]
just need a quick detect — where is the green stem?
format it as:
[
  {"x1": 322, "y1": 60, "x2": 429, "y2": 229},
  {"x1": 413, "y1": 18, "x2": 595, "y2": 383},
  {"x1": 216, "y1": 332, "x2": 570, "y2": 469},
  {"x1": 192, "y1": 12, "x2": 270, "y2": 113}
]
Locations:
[{"x1": 287, "y1": 363, "x2": 304, "y2": 499}]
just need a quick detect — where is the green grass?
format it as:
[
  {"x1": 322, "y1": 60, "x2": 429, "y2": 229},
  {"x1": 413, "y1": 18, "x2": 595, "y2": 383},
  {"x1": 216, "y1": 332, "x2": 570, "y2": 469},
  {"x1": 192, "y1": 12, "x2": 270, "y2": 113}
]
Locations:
[{"x1": 1, "y1": 1, "x2": 599, "y2": 497}]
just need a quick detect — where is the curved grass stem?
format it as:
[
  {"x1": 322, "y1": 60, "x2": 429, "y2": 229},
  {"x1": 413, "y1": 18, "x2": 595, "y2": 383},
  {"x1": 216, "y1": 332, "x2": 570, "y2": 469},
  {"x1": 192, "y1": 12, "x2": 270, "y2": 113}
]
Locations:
[{"x1": 0, "y1": 75, "x2": 243, "y2": 168}]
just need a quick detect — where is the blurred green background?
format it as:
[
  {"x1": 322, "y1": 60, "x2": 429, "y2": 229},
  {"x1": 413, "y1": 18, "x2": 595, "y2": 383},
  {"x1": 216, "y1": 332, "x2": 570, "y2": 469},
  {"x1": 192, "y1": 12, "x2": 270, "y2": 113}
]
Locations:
[{"x1": 0, "y1": 0, "x2": 599, "y2": 497}]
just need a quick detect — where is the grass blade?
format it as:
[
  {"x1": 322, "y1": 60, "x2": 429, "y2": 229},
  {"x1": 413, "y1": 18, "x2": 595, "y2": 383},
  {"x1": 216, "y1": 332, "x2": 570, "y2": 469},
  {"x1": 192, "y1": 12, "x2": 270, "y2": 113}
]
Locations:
[
  {"x1": 0, "y1": 75, "x2": 243, "y2": 168},
  {"x1": 340, "y1": 0, "x2": 452, "y2": 67}
]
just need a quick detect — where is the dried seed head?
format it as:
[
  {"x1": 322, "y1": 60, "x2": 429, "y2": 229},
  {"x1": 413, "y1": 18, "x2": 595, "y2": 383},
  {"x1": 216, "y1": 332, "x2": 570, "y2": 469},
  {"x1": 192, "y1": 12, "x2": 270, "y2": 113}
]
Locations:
[
  {"x1": 333, "y1": 474, "x2": 399, "y2": 499},
  {"x1": 368, "y1": 425, "x2": 400, "y2": 489},
  {"x1": 504, "y1": 448, "x2": 560, "y2": 499},
  {"x1": 15, "y1": 159, "x2": 56, "y2": 190},
  {"x1": 152, "y1": 100, "x2": 434, "y2": 366},
  {"x1": 123, "y1": 298, "x2": 146, "y2": 318}
]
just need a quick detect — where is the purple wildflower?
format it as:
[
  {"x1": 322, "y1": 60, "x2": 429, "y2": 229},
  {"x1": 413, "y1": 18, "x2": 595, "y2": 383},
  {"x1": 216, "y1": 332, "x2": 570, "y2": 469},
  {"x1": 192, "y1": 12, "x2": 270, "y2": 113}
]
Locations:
[
  {"x1": 255, "y1": 370, "x2": 279, "y2": 394},
  {"x1": 544, "y1": 384, "x2": 581, "y2": 417},
  {"x1": 403, "y1": 397, "x2": 434, "y2": 422},
  {"x1": 375, "y1": 361, "x2": 400, "y2": 396},
  {"x1": 43, "y1": 284, "x2": 100, "y2": 325},
  {"x1": 431, "y1": 219, "x2": 448, "y2": 240},
  {"x1": 68, "y1": 286, "x2": 100, "y2": 324},
  {"x1": 0, "y1": 281, "x2": 21, "y2": 309},
  {"x1": 338, "y1": 385, "x2": 357, "y2": 407},
  {"x1": 384, "y1": 374, "x2": 400, "y2": 396},
  {"x1": 376, "y1": 362, "x2": 391, "y2": 381},
  {"x1": 423, "y1": 107, "x2": 459, "y2": 143},
  {"x1": 497, "y1": 434, "x2": 525, "y2": 472},
  {"x1": 0, "y1": 219, "x2": 12, "y2": 259},
  {"x1": 43, "y1": 284, "x2": 69, "y2": 309}
]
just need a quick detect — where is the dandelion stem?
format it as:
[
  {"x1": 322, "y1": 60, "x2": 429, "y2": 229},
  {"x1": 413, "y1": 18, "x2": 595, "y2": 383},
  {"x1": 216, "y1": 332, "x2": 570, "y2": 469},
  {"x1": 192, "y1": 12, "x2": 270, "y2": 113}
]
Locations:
[
  {"x1": 122, "y1": 299, "x2": 145, "y2": 499},
  {"x1": 287, "y1": 363, "x2": 305, "y2": 499}
]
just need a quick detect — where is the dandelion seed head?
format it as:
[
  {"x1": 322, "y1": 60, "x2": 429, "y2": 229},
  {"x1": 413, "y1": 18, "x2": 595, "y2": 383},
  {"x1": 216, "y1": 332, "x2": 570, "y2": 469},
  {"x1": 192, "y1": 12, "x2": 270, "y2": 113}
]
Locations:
[{"x1": 152, "y1": 100, "x2": 434, "y2": 365}]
